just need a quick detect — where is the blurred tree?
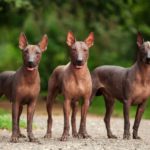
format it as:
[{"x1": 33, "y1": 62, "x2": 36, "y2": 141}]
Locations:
[{"x1": 0, "y1": 0, "x2": 150, "y2": 92}]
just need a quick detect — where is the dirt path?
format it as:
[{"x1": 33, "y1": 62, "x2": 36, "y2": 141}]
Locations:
[{"x1": 0, "y1": 114, "x2": 150, "y2": 150}]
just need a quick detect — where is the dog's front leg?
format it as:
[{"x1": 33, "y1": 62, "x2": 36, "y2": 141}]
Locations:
[
  {"x1": 18, "y1": 105, "x2": 26, "y2": 138},
  {"x1": 78, "y1": 98, "x2": 90, "y2": 138},
  {"x1": 11, "y1": 102, "x2": 20, "y2": 142},
  {"x1": 123, "y1": 99, "x2": 131, "y2": 139},
  {"x1": 133, "y1": 101, "x2": 146, "y2": 139},
  {"x1": 60, "y1": 99, "x2": 71, "y2": 141},
  {"x1": 27, "y1": 101, "x2": 37, "y2": 142},
  {"x1": 71, "y1": 101, "x2": 78, "y2": 137}
]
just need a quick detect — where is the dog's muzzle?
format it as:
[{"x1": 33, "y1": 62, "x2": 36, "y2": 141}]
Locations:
[
  {"x1": 146, "y1": 57, "x2": 150, "y2": 64},
  {"x1": 74, "y1": 60, "x2": 84, "y2": 69},
  {"x1": 26, "y1": 61, "x2": 37, "y2": 71},
  {"x1": 76, "y1": 60, "x2": 83, "y2": 66}
]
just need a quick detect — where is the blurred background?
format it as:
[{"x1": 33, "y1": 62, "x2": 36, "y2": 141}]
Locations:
[{"x1": 0, "y1": 0, "x2": 150, "y2": 121}]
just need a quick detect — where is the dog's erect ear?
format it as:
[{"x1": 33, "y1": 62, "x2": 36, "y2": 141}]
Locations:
[
  {"x1": 137, "y1": 32, "x2": 144, "y2": 48},
  {"x1": 85, "y1": 32, "x2": 94, "y2": 48},
  {"x1": 38, "y1": 34, "x2": 48, "y2": 52},
  {"x1": 66, "y1": 31, "x2": 75, "y2": 47},
  {"x1": 19, "y1": 32, "x2": 28, "y2": 50}
]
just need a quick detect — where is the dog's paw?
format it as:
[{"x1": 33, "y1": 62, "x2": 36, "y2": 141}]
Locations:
[
  {"x1": 123, "y1": 133, "x2": 131, "y2": 140},
  {"x1": 72, "y1": 132, "x2": 78, "y2": 138},
  {"x1": 133, "y1": 135, "x2": 142, "y2": 140},
  {"x1": 108, "y1": 134, "x2": 117, "y2": 139},
  {"x1": 60, "y1": 134, "x2": 69, "y2": 141},
  {"x1": 29, "y1": 137, "x2": 39, "y2": 143},
  {"x1": 19, "y1": 133, "x2": 26, "y2": 138},
  {"x1": 10, "y1": 136, "x2": 19, "y2": 143},
  {"x1": 28, "y1": 133, "x2": 38, "y2": 143},
  {"x1": 44, "y1": 133, "x2": 52, "y2": 139},
  {"x1": 77, "y1": 132, "x2": 91, "y2": 139}
]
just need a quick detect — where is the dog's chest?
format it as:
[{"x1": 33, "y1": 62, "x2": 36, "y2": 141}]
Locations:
[
  {"x1": 63, "y1": 74, "x2": 92, "y2": 99},
  {"x1": 131, "y1": 80, "x2": 150, "y2": 104},
  {"x1": 15, "y1": 80, "x2": 40, "y2": 101}
]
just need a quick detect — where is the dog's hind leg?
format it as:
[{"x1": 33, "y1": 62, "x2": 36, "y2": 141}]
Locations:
[
  {"x1": 104, "y1": 95, "x2": 117, "y2": 139},
  {"x1": 44, "y1": 79, "x2": 58, "y2": 139},
  {"x1": 18, "y1": 105, "x2": 26, "y2": 138},
  {"x1": 71, "y1": 100, "x2": 78, "y2": 137}
]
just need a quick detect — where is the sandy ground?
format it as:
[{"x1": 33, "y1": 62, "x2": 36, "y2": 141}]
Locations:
[
  {"x1": 0, "y1": 101, "x2": 150, "y2": 150},
  {"x1": 0, "y1": 115, "x2": 150, "y2": 150}
]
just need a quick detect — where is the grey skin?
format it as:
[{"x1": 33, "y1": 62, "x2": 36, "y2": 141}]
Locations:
[
  {"x1": 44, "y1": 31, "x2": 94, "y2": 141},
  {"x1": 0, "y1": 33, "x2": 48, "y2": 143},
  {"x1": 90, "y1": 32, "x2": 150, "y2": 140}
]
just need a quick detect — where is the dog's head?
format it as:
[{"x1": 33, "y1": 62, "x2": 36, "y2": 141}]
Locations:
[
  {"x1": 66, "y1": 31, "x2": 94, "y2": 69},
  {"x1": 137, "y1": 32, "x2": 150, "y2": 64},
  {"x1": 19, "y1": 32, "x2": 48, "y2": 71}
]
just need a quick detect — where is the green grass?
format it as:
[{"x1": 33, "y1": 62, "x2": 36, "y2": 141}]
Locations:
[
  {"x1": 89, "y1": 96, "x2": 150, "y2": 119},
  {"x1": 0, "y1": 109, "x2": 26, "y2": 130}
]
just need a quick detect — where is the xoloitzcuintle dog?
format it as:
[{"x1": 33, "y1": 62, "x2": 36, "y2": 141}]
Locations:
[
  {"x1": 0, "y1": 33, "x2": 48, "y2": 142},
  {"x1": 91, "y1": 32, "x2": 150, "y2": 140},
  {"x1": 44, "y1": 31, "x2": 94, "y2": 141}
]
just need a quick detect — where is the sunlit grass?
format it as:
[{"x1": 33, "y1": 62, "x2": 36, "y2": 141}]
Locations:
[{"x1": 0, "y1": 108, "x2": 37, "y2": 130}]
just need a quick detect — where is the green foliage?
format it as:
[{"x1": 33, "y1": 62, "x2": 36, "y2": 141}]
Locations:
[
  {"x1": 0, "y1": 109, "x2": 26, "y2": 130},
  {"x1": 0, "y1": 1, "x2": 150, "y2": 117}
]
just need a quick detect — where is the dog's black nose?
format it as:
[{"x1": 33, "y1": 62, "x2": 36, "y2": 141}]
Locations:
[
  {"x1": 146, "y1": 57, "x2": 150, "y2": 64},
  {"x1": 76, "y1": 60, "x2": 83, "y2": 66},
  {"x1": 28, "y1": 61, "x2": 34, "y2": 67}
]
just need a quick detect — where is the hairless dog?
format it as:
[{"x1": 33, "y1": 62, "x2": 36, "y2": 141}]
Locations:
[
  {"x1": 91, "y1": 32, "x2": 150, "y2": 139},
  {"x1": 0, "y1": 33, "x2": 48, "y2": 142},
  {"x1": 44, "y1": 31, "x2": 94, "y2": 141}
]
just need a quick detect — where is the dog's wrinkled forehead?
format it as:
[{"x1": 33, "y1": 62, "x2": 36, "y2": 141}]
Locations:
[
  {"x1": 25, "y1": 45, "x2": 41, "y2": 52},
  {"x1": 72, "y1": 41, "x2": 88, "y2": 50}
]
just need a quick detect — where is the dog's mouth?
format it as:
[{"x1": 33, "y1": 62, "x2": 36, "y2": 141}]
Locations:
[
  {"x1": 146, "y1": 62, "x2": 150, "y2": 65},
  {"x1": 26, "y1": 61, "x2": 37, "y2": 71},
  {"x1": 145, "y1": 58, "x2": 150, "y2": 64},
  {"x1": 75, "y1": 65, "x2": 84, "y2": 69},
  {"x1": 26, "y1": 67, "x2": 36, "y2": 71},
  {"x1": 74, "y1": 60, "x2": 84, "y2": 69}
]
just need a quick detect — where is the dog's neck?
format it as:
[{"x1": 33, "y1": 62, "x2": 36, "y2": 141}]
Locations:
[
  {"x1": 69, "y1": 62, "x2": 89, "y2": 77},
  {"x1": 133, "y1": 60, "x2": 150, "y2": 84},
  {"x1": 136, "y1": 60, "x2": 150, "y2": 74},
  {"x1": 20, "y1": 66, "x2": 39, "y2": 84}
]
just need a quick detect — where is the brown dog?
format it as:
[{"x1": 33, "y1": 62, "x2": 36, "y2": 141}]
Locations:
[
  {"x1": 91, "y1": 32, "x2": 150, "y2": 139},
  {"x1": 0, "y1": 33, "x2": 48, "y2": 142},
  {"x1": 44, "y1": 31, "x2": 94, "y2": 141}
]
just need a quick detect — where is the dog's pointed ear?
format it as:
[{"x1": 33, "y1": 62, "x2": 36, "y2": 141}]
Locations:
[
  {"x1": 19, "y1": 32, "x2": 28, "y2": 50},
  {"x1": 66, "y1": 31, "x2": 75, "y2": 47},
  {"x1": 137, "y1": 32, "x2": 144, "y2": 48},
  {"x1": 85, "y1": 32, "x2": 94, "y2": 48},
  {"x1": 38, "y1": 34, "x2": 48, "y2": 52}
]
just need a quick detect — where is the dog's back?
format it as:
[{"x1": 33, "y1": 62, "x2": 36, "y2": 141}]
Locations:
[{"x1": 92, "y1": 65, "x2": 129, "y2": 101}]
